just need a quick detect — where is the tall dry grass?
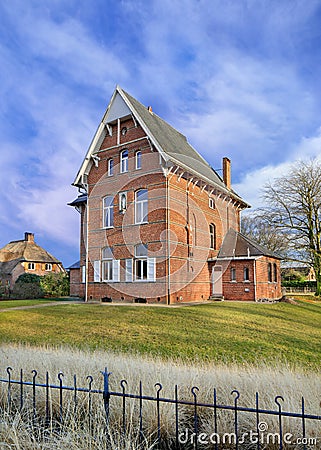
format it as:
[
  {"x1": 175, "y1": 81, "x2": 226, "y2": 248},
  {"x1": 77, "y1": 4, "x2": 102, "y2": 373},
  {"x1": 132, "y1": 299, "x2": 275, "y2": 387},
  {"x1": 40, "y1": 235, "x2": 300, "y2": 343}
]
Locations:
[{"x1": 0, "y1": 344, "x2": 320, "y2": 449}]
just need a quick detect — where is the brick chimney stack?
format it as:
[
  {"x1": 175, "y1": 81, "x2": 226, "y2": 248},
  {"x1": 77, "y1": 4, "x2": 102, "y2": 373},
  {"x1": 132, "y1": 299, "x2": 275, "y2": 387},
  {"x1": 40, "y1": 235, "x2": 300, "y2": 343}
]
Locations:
[
  {"x1": 25, "y1": 232, "x2": 35, "y2": 243},
  {"x1": 223, "y1": 157, "x2": 231, "y2": 190}
]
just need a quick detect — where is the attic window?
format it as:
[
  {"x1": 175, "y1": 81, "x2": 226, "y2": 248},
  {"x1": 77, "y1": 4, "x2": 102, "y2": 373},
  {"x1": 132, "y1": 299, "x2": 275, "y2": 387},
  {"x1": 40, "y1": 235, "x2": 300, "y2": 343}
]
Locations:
[
  {"x1": 28, "y1": 263, "x2": 35, "y2": 270},
  {"x1": 45, "y1": 263, "x2": 52, "y2": 271},
  {"x1": 209, "y1": 198, "x2": 215, "y2": 209}
]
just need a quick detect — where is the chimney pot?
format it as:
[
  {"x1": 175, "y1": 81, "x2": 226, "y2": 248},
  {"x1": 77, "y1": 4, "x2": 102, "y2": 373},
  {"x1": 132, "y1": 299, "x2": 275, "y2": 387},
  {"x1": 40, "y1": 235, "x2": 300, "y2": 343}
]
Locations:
[
  {"x1": 147, "y1": 106, "x2": 153, "y2": 113},
  {"x1": 25, "y1": 232, "x2": 35, "y2": 243},
  {"x1": 223, "y1": 157, "x2": 231, "y2": 189}
]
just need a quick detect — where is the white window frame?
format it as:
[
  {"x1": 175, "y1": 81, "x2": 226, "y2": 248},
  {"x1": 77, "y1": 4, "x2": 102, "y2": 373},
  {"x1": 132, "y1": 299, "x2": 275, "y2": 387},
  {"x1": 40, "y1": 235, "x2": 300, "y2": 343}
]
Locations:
[
  {"x1": 120, "y1": 149, "x2": 128, "y2": 173},
  {"x1": 28, "y1": 262, "x2": 35, "y2": 270},
  {"x1": 135, "y1": 150, "x2": 142, "y2": 170},
  {"x1": 135, "y1": 189, "x2": 148, "y2": 224},
  {"x1": 100, "y1": 247, "x2": 120, "y2": 283},
  {"x1": 134, "y1": 244, "x2": 155, "y2": 282},
  {"x1": 209, "y1": 197, "x2": 215, "y2": 209},
  {"x1": 209, "y1": 223, "x2": 216, "y2": 250},
  {"x1": 107, "y1": 158, "x2": 114, "y2": 176},
  {"x1": 45, "y1": 263, "x2": 52, "y2": 271},
  {"x1": 103, "y1": 196, "x2": 114, "y2": 228}
]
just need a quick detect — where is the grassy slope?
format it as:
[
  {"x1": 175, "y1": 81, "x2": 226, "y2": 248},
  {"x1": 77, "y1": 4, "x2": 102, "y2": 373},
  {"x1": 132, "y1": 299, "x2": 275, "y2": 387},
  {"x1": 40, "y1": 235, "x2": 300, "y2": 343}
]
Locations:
[{"x1": 0, "y1": 299, "x2": 320, "y2": 369}]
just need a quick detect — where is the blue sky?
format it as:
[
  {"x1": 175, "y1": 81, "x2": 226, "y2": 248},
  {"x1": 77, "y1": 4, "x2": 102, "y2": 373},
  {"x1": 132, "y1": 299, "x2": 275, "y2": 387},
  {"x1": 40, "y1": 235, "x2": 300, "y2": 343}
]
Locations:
[{"x1": 1, "y1": 0, "x2": 321, "y2": 267}]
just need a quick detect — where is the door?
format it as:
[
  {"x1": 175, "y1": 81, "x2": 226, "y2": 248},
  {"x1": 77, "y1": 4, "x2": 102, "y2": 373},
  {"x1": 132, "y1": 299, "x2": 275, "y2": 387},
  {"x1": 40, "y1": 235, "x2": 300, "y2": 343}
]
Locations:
[{"x1": 212, "y1": 265, "x2": 223, "y2": 297}]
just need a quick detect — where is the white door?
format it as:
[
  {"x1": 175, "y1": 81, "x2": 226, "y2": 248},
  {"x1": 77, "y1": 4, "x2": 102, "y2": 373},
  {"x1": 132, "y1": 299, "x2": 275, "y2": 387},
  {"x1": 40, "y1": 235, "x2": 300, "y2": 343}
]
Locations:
[{"x1": 212, "y1": 265, "x2": 223, "y2": 296}]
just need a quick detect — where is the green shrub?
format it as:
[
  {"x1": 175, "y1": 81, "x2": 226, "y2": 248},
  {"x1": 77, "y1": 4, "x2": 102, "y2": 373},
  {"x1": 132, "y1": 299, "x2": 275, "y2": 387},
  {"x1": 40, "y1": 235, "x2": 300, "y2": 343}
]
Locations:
[
  {"x1": 16, "y1": 273, "x2": 41, "y2": 284},
  {"x1": 11, "y1": 282, "x2": 44, "y2": 299},
  {"x1": 282, "y1": 280, "x2": 316, "y2": 288},
  {"x1": 40, "y1": 272, "x2": 69, "y2": 297}
]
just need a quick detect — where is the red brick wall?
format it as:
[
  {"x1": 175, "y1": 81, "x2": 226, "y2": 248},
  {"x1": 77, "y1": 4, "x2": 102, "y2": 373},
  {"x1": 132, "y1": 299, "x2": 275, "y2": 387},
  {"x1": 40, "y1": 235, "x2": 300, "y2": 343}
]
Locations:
[
  {"x1": 216, "y1": 256, "x2": 282, "y2": 301},
  {"x1": 69, "y1": 268, "x2": 80, "y2": 297}
]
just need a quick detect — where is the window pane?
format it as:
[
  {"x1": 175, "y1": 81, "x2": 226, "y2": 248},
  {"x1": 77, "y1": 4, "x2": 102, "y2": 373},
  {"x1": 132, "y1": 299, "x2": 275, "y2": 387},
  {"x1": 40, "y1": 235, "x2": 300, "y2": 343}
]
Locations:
[
  {"x1": 121, "y1": 150, "x2": 128, "y2": 173},
  {"x1": 108, "y1": 159, "x2": 113, "y2": 176},
  {"x1": 135, "y1": 244, "x2": 148, "y2": 257},
  {"x1": 102, "y1": 247, "x2": 113, "y2": 259},
  {"x1": 136, "y1": 189, "x2": 148, "y2": 201},
  {"x1": 104, "y1": 196, "x2": 113, "y2": 207},
  {"x1": 136, "y1": 151, "x2": 141, "y2": 169}
]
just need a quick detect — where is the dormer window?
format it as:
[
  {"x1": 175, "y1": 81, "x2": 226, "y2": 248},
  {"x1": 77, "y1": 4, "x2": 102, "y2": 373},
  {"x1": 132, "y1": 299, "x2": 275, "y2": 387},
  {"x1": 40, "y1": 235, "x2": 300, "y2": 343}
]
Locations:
[{"x1": 120, "y1": 150, "x2": 128, "y2": 173}]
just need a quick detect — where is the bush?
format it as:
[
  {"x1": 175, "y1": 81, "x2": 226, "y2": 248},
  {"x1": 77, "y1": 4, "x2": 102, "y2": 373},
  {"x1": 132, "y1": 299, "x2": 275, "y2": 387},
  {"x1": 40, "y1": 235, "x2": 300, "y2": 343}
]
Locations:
[
  {"x1": 11, "y1": 282, "x2": 44, "y2": 299},
  {"x1": 16, "y1": 273, "x2": 41, "y2": 284},
  {"x1": 40, "y1": 272, "x2": 69, "y2": 297},
  {"x1": 282, "y1": 280, "x2": 316, "y2": 288}
]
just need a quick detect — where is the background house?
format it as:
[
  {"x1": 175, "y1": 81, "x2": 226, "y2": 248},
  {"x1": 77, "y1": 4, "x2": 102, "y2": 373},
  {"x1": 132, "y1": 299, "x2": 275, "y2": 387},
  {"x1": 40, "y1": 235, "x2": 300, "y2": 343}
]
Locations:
[
  {"x1": 70, "y1": 86, "x2": 282, "y2": 303},
  {"x1": 0, "y1": 232, "x2": 65, "y2": 290}
]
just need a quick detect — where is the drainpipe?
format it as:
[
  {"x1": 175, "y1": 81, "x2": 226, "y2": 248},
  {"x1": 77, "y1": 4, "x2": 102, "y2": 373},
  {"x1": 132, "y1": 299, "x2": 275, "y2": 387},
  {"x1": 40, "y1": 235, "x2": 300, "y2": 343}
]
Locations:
[
  {"x1": 166, "y1": 175, "x2": 171, "y2": 305},
  {"x1": 85, "y1": 189, "x2": 89, "y2": 303}
]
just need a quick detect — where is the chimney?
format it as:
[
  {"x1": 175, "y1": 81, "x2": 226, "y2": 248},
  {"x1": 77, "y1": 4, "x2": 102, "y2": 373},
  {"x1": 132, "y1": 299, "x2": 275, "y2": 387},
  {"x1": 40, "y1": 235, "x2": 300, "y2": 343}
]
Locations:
[
  {"x1": 25, "y1": 232, "x2": 35, "y2": 243},
  {"x1": 147, "y1": 105, "x2": 153, "y2": 113},
  {"x1": 223, "y1": 157, "x2": 231, "y2": 190}
]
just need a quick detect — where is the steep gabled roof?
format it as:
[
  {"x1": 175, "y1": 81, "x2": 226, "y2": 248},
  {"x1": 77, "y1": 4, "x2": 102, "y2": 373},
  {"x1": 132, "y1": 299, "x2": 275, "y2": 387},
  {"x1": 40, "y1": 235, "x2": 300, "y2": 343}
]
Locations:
[
  {"x1": 218, "y1": 228, "x2": 282, "y2": 260},
  {"x1": 0, "y1": 236, "x2": 61, "y2": 264},
  {"x1": 73, "y1": 86, "x2": 248, "y2": 207}
]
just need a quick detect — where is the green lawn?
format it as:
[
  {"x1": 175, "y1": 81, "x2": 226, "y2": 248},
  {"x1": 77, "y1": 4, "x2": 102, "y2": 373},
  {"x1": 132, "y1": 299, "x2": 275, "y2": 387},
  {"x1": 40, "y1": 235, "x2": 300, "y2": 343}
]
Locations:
[
  {"x1": 0, "y1": 298, "x2": 76, "y2": 308},
  {"x1": 0, "y1": 299, "x2": 320, "y2": 369}
]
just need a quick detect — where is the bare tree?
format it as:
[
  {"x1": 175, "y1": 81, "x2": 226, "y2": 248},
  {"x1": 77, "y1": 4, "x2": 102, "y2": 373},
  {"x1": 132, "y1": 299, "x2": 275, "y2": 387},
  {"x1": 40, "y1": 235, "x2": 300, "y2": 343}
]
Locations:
[
  {"x1": 241, "y1": 213, "x2": 288, "y2": 256},
  {"x1": 262, "y1": 159, "x2": 321, "y2": 295}
]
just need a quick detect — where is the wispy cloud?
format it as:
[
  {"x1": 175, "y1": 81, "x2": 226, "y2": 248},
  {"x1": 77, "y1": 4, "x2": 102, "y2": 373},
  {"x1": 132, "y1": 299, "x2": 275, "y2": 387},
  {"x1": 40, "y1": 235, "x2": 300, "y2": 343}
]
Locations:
[{"x1": 1, "y1": 0, "x2": 321, "y2": 264}]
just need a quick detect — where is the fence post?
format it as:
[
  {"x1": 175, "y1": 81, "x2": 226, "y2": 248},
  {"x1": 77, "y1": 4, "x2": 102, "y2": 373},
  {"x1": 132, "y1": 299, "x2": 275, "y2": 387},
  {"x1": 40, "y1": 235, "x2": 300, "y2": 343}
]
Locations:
[{"x1": 101, "y1": 367, "x2": 112, "y2": 425}]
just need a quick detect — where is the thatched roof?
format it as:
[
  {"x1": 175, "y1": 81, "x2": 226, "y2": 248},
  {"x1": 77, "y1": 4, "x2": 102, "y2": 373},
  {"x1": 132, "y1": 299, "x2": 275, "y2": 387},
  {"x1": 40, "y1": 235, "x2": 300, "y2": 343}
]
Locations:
[{"x1": 0, "y1": 233, "x2": 61, "y2": 264}]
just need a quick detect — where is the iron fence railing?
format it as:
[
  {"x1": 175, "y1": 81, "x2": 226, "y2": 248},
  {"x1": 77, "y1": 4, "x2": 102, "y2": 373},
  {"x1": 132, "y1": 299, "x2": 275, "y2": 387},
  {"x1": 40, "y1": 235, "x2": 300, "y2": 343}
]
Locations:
[{"x1": 0, "y1": 366, "x2": 320, "y2": 449}]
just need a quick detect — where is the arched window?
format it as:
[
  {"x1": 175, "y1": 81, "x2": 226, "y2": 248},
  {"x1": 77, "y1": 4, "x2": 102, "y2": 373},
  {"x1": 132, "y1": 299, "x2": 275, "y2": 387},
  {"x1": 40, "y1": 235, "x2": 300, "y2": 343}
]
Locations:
[
  {"x1": 107, "y1": 158, "x2": 113, "y2": 176},
  {"x1": 135, "y1": 189, "x2": 148, "y2": 223},
  {"x1": 120, "y1": 149, "x2": 128, "y2": 173},
  {"x1": 209, "y1": 223, "x2": 216, "y2": 249},
  {"x1": 135, "y1": 150, "x2": 142, "y2": 169},
  {"x1": 273, "y1": 263, "x2": 277, "y2": 282},
  {"x1": 268, "y1": 263, "x2": 272, "y2": 282}
]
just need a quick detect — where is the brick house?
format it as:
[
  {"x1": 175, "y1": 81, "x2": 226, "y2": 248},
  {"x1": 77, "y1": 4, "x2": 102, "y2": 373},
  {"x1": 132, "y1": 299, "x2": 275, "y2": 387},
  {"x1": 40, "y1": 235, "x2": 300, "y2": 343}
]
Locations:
[
  {"x1": 0, "y1": 232, "x2": 65, "y2": 290},
  {"x1": 69, "y1": 86, "x2": 282, "y2": 303}
]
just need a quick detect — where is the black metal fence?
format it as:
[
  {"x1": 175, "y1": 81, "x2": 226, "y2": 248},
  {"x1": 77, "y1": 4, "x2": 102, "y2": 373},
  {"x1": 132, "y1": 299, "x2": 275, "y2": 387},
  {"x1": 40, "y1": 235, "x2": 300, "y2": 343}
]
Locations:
[{"x1": 0, "y1": 366, "x2": 320, "y2": 449}]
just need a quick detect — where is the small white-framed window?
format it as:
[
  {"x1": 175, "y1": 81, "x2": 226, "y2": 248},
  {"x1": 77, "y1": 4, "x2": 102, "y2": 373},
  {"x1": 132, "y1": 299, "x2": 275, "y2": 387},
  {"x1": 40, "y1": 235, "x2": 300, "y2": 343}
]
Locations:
[
  {"x1": 230, "y1": 267, "x2": 236, "y2": 281},
  {"x1": 119, "y1": 192, "x2": 127, "y2": 212},
  {"x1": 135, "y1": 189, "x2": 148, "y2": 224},
  {"x1": 209, "y1": 223, "x2": 216, "y2": 250},
  {"x1": 45, "y1": 263, "x2": 52, "y2": 271},
  {"x1": 28, "y1": 262, "x2": 35, "y2": 270},
  {"x1": 107, "y1": 158, "x2": 114, "y2": 176},
  {"x1": 244, "y1": 267, "x2": 250, "y2": 281},
  {"x1": 103, "y1": 196, "x2": 114, "y2": 228},
  {"x1": 120, "y1": 149, "x2": 128, "y2": 173},
  {"x1": 135, "y1": 150, "x2": 142, "y2": 169},
  {"x1": 209, "y1": 198, "x2": 215, "y2": 209}
]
